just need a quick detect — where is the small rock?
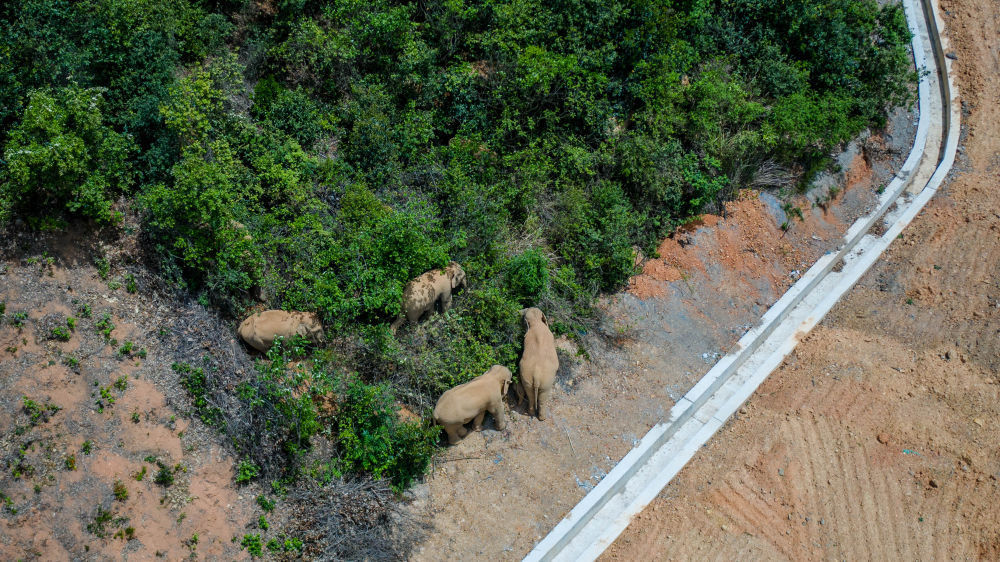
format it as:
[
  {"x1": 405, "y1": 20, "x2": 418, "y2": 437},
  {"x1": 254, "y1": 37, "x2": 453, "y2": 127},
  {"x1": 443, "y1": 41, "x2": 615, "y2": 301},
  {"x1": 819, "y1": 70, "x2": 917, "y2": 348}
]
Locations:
[
  {"x1": 973, "y1": 418, "x2": 984, "y2": 427},
  {"x1": 877, "y1": 432, "x2": 890, "y2": 444},
  {"x1": 778, "y1": 468, "x2": 785, "y2": 476},
  {"x1": 945, "y1": 350, "x2": 953, "y2": 360},
  {"x1": 946, "y1": 52, "x2": 958, "y2": 60},
  {"x1": 820, "y1": 518, "x2": 825, "y2": 525},
  {"x1": 929, "y1": 479, "x2": 938, "y2": 488}
]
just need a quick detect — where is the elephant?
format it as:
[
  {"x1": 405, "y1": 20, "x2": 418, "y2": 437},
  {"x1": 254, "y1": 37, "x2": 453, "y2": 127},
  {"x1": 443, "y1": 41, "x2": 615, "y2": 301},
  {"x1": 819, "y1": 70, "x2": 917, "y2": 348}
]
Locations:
[
  {"x1": 433, "y1": 365, "x2": 512, "y2": 444},
  {"x1": 238, "y1": 310, "x2": 325, "y2": 352},
  {"x1": 516, "y1": 307, "x2": 558, "y2": 420},
  {"x1": 391, "y1": 261, "x2": 467, "y2": 331}
]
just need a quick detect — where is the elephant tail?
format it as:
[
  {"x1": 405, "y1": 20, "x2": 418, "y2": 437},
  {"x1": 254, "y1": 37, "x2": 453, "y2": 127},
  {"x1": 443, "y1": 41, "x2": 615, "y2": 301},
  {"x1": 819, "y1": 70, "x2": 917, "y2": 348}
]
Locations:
[
  {"x1": 390, "y1": 314, "x2": 405, "y2": 334},
  {"x1": 534, "y1": 384, "x2": 539, "y2": 411}
]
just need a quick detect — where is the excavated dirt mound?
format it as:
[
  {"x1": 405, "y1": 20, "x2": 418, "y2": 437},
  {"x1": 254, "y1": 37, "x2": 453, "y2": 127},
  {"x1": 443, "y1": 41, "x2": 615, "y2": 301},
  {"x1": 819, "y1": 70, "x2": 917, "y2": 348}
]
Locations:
[{"x1": 604, "y1": 0, "x2": 1000, "y2": 558}]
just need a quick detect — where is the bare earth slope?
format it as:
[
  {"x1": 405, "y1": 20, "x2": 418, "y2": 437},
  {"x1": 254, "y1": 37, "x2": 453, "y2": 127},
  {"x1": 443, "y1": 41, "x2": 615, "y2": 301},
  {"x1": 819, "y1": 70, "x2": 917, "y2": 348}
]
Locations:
[{"x1": 604, "y1": 0, "x2": 1000, "y2": 558}]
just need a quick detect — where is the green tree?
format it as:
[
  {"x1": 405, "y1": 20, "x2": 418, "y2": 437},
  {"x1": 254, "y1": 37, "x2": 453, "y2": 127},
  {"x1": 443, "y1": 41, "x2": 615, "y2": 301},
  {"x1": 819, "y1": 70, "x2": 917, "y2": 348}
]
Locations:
[{"x1": 2, "y1": 86, "x2": 135, "y2": 225}]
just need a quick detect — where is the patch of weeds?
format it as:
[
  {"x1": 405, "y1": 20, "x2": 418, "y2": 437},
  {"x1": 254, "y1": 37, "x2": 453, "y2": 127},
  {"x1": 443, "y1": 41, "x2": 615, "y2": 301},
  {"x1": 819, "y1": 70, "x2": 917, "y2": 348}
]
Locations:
[
  {"x1": 241, "y1": 534, "x2": 263, "y2": 557},
  {"x1": 65, "y1": 454, "x2": 77, "y2": 470},
  {"x1": 87, "y1": 507, "x2": 114, "y2": 537},
  {"x1": 107, "y1": 280, "x2": 122, "y2": 291},
  {"x1": 186, "y1": 533, "x2": 199, "y2": 551},
  {"x1": 66, "y1": 317, "x2": 76, "y2": 331},
  {"x1": 125, "y1": 274, "x2": 137, "y2": 293},
  {"x1": 131, "y1": 411, "x2": 140, "y2": 423},
  {"x1": 95, "y1": 313, "x2": 115, "y2": 342},
  {"x1": 23, "y1": 397, "x2": 60, "y2": 425},
  {"x1": 64, "y1": 355, "x2": 80, "y2": 369},
  {"x1": 266, "y1": 535, "x2": 304, "y2": 554},
  {"x1": 235, "y1": 458, "x2": 259, "y2": 485},
  {"x1": 77, "y1": 302, "x2": 92, "y2": 319},
  {"x1": 117, "y1": 341, "x2": 134, "y2": 358},
  {"x1": 258, "y1": 515, "x2": 269, "y2": 531},
  {"x1": 0, "y1": 301, "x2": 4, "y2": 316},
  {"x1": 154, "y1": 462, "x2": 175, "y2": 487},
  {"x1": 10, "y1": 311, "x2": 27, "y2": 328},
  {"x1": 96, "y1": 385, "x2": 116, "y2": 412},
  {"x1": 114, "y1": 375, "x2": 128, "y2": 391},
  {"x1": 95, "y1": 257, "x2": 110, "y2": 280},
  {"x1": 781, "y1": 202, "x2": 805, "y2": 222},
  {"x1": 134, "y1": 466, "x2": 147, "y2": 481},
  {"x1": 177, "y1": 512, "x2": 187, "y2": 523},
  {"x1": 173, "y1": 362, "x2": 223, "y2": 426},
  {"x1": 49, "y1": 325, "x2": 71, "y2": 341},
  {"x1": 256, "y1": 494, "x2": 275, "y2": 512},
  {"x1": 113, "y1": 480, "x2": 129, "y2": 501},
  {"x1": 138, "y1": 348, "x2": 147, "y2": 359},
  {"x1": 143, "y1": 455, "x2": 157, "y2": 463},
  {"x1": 34, "y1": 484, "x2": 42, "y2": 494},
  {"x1": 906, "y1": 297, "x2": 914, "y2": 305},
  {"x1": 113, "y1": 526, "x2": 136, "y2": 541},
  {"x1": 81, "y1": 440, "x2": 93, "y2": 455}
]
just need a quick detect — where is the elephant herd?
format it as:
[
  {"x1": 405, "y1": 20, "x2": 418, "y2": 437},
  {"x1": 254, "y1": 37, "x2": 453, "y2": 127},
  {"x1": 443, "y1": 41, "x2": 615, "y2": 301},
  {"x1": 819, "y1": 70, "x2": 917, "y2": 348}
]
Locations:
[{"x1": 237, "y1": 261, "x2": 558, "y2": 445}]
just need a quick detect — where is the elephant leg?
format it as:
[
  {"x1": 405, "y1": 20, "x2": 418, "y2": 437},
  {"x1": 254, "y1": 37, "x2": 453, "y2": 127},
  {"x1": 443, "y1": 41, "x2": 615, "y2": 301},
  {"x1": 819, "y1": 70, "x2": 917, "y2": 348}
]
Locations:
[
  {"x1": 444, "y1": 424, "x2": 463, "y2": 444},
  {"x1": 457, "y1": 425, "x2": 469, "y2": 437},
  {"x1": 440, "y1": 292, "x2": 453, "y2": 313},
  {"x1": 472, "y1": 410, "x2": 486, "y2": 431},
  {"x1": 489, "y1": 400, "x2": 506, "y2": 431},
  {"x1": 536, "y1": 387, "x2": 552, "y2": 421},
  {"x1": 515, "y1": 380, "x2": 526, "y2": 409},
  {"x1": 525, "y1": 383, "x2": 537, "y2": 416}
]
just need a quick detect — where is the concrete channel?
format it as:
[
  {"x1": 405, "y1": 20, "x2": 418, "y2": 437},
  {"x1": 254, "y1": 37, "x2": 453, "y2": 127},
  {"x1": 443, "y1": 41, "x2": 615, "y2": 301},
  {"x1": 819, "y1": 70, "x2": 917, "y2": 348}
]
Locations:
[{"x1": 524, "y1": 0, "x2": 960, "y2": 559}]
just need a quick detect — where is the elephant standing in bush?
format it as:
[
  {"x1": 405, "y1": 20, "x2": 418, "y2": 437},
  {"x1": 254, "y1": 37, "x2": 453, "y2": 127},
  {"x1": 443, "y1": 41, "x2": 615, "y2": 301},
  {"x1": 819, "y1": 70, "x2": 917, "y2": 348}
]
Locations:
[
  {"x1": 516, "y1": 307, "x2": 558, "y2": 420},
  {"x1": 433, "y1": 365, "x2": 512, "y2": 444},
  {"x1": 391, "y1": 261, "x2": 466, "y2": 331},
  {"x1": 238, "y1": 310, "x2": 325, "y2": 352}
]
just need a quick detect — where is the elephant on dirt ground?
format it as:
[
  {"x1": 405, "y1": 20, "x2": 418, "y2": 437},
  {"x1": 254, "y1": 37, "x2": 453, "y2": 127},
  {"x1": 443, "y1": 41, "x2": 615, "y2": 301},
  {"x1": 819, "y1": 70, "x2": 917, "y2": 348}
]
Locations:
[
  {"x1": 434, "y1": 365, "x2": 512, "y2": 444},
  {"x1": 392, "y1": 262, "x2": 467, "y2": 331},
  {"x1": 238, "y1": 310, "x2": 325, "y2": 352},
  {"x1": 516, "y1": 307, "x2": 558, "y2": 420}
]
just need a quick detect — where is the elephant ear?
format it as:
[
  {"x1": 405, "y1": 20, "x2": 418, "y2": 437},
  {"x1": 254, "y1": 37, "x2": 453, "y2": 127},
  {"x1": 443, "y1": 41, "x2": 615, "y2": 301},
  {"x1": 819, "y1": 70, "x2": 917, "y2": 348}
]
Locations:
[
  {"x1": 502, "y1": 379, "x2": 510, "y2": 396},
  {"x1": 541, "y1": 311, "x2": 548, "y2": 325}
]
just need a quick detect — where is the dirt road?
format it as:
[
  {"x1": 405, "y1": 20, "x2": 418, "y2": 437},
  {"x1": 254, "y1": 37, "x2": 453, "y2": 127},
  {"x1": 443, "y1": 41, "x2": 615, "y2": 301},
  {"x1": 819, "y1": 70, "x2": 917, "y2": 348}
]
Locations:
[{"x1": 604, "y1": 0, "x2": 1000, "y2": 558}]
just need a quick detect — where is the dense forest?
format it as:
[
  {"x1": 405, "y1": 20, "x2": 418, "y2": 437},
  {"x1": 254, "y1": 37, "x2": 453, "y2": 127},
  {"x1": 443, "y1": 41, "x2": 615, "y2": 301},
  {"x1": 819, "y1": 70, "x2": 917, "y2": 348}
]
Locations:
[{"x1": 0, "y1": 0, "x2": 913, "y2": 510}]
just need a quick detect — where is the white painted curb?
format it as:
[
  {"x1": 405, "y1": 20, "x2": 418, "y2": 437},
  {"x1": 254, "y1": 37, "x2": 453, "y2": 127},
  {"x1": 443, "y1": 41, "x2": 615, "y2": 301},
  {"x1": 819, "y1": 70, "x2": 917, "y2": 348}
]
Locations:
[{"x1": 524, "y1": 0, "x2": 959, "y2": 559}]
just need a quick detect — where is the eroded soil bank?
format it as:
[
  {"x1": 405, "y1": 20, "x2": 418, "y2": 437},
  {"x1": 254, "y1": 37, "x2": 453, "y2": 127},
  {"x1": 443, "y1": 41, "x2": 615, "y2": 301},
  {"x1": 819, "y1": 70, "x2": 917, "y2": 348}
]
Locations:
[
  {"x1": 604, "y1": 0, "x2": 1000, "y2": 558},
  {"x1": 409, "y1": 108, "x2": 916, "y2": 559}
]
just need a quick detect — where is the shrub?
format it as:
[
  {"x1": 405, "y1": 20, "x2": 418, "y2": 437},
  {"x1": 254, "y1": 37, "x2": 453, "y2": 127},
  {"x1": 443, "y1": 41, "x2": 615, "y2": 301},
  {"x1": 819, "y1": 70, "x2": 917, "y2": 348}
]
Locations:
[
  {"x1": 154, "y1": 463, "x2": 174, "y2": 486},
  {"x1": 1, "y1": 86, "x2": 135, "y2": 225},
  {"x1": 334, "y1": 378, "x2": 438, "y2": 491},
  {"x1": 505, "y1": 249, "x2": 550, "y2": 306},
  {"x1": 235, "y1": 458, "x2": 260, "y2": 484},
  {"x1": 113, "y1": 480, "x2": 128, "y2": 501},
  {"x1": 241, "y1": 534, "x2": 263, "y2": 557}
]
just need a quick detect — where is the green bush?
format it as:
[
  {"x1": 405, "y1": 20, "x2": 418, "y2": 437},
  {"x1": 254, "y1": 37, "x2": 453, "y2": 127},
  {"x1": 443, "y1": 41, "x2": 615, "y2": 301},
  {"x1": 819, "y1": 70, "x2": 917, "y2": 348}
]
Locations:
[
  {"x1": 334, "y1": 378, "x2": 438, "y2": 491},
  {"x1": 505, "y1": 250, "x2": 550, "y2": 306},
  {"x1": 2, "y1": 86, "x2": 135, "y2": 225}
]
